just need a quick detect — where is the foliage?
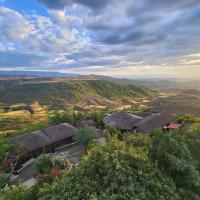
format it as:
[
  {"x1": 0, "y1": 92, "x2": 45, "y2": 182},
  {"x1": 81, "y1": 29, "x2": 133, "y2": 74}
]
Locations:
[
  {"x1": 49, "y1": 110, "x2": 74, "y2": 125},
  {"x1": 0, "y1": 137, "x2": 12, "y2": 163},
  {"x1": 176, "y1": 114, "x2": 200, "y2": 124},
  {"x1": 149, "y1": 129, "x2": 200, "y2": 199},
  {"x1": 105, "y1": 126, "x2": 123, "y2": 140},
  {"x1": 180, "y1": 123, "x2": 200, "y2": 166},
  {"x1": 35, "y1": 154, "x2": 53, "y2": 174},
  {"x1": 49, "y1": 109, "x2": 105, "y2": 128},
  {"x1": 87, "y1": 111, "x2": 105, "y2": 128},
  {"x1": 0, "y1": 173, "x2": 10, "y2": 189},
  {"x1": 0, "y1": 185, "x2": 38, "y2": 200},
  {"x1": 51, "y1": 154, "x2": 71, "y2": 170},
  {"x1": 39, "y1": 138, "x2": 178, "y2": 200},
  {"x1": 73, "y1": 127, "x2": 97, "y2": 146}
]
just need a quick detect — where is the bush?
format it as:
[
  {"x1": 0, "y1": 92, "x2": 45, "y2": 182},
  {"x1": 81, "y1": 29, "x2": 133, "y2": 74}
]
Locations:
[
  {"x1": 181, "y1": 123, "x2": 200, "y2": 165},
  {"x1": 73, "y1": 127, "x2": 97, "y2": 146},
  {"x1": 35, "y1": 154, "x2": 53, "y2": 174},
  {"x1": 0, "y1": 185, "x2": 38, "y2": 200},
  {"x1": 49, "y1": 110, "x2": 74, "y2": 125},
  {"x1": 39, "y1": 138, "x2": 178, "y2": 200},
  {"x1": 0, "y1": 137, "x2": 12, "y2": 163},
  {"x1": 51, "y1": 154, "x2": 71, "y2": 170},
  {"x1": 87, "y1": 111, "x2": 105, "y2": 128},
  {"x1": 150, "y1": 129, "x2": 200, "y2": 199},
  {"x1": 105, "y1": 126, "x2": 123, "y2": 140},
  {"x1": 0, "y1": 173, "x2": 10, "y2": 189}
]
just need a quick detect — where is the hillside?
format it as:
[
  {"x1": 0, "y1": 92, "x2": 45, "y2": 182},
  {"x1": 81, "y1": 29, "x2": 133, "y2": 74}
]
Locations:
[
  {"x1": 0, "y1": 78, "x2": 157, "y2": 108},
  {"x1": 148, "y1": 89, "x2": 200, "y2": 116}
]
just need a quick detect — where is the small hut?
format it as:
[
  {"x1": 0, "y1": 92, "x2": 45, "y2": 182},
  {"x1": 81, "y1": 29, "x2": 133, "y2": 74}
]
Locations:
[
  {"x1": 134, "y1": 112, "x2": 175, "y2": 133},
  {"x1": 103, "y1": 111, "x2": 143, "y2": 132}
]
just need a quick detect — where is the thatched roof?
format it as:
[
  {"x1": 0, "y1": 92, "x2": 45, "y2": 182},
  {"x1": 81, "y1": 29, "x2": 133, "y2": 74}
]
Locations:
[
  {"x1": 134, "y1": 112, "x2": 175, "y2": 133},
  {"x1": 12, "y1": 130, "x2": 51, "y2": 152},
  {"x1": 103, "y1": 111, "x2": 143, "y2": 130},
  {"x1": 137, "y1": 112, "x2": 154, "y2": 118},
  {"x1": 42, "y1": 123, "x2": 76, "y2": 144},
  {"x1": 12, "y1": 123, "x2": 77, "y2": 153},
  {"x1": 75, "y1": 120, "x2": 96, "y2": 128}
]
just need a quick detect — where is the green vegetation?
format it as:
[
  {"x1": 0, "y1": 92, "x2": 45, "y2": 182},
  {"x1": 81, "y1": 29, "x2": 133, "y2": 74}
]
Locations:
[
  {"x1": 0, "y1": 137, "x2": 12, "y2": 163},
  {"x1": 1, "y1": 123, "x2": 200, "y2": 199},
  {"x1": 176, "y1": 114, "x2": 200, "y2": 123},
  {"x1": 150, "y1": 130, "x2": 200, "y2": 199},
  {"x1": 105, "y1": 126, "x2": 123, "y2": 140},
  {"x1": 73, "y1": 127, "x2": 97, "y2": 146},
  {"x1": 0, "y1": 78, "x2": 156, "y2": 106},
  {"x1": 35, "y1": 154, "x2": 53, "y2": 174},
  {"x1": 39, "y1": 138, "x2": 178, "y2": 200},
  {"x1": 49, "y1": 110, "x2": 105, "y2": 128},
  {"x1": 0, "y1": 186, "x2": 38, "y2": 200},
  {"x1": 0, "y1": 173, "x2": 10, "y2": 189}
]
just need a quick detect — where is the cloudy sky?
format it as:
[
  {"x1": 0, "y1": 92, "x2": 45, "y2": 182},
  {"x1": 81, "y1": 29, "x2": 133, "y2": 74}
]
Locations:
[{"x1": 0, "y1": 0, "x2": 200, "y2": 79}]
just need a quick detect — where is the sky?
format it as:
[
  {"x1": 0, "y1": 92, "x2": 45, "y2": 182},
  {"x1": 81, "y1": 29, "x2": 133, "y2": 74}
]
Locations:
[{"x1": 0, "y1": 0, "x2": 200, "y2": 79}]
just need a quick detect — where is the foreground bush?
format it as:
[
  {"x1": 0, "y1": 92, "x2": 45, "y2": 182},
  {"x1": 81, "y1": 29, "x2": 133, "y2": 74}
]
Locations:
[
  {"x1": 35, "y1": 154, "x2": 53, "y2": 174},
  {"x1": 0, "y1": 173, "x2": 10, "y2": 189},
  {"x1": 39, "y1": 138, "x2": 178, "y2": 200},
  {"x1": 0, "y1": 186, "x2": 38, "y2": 200},
  {"x1": 150, "y1": 129, "x2": 200, "y2": 199}
]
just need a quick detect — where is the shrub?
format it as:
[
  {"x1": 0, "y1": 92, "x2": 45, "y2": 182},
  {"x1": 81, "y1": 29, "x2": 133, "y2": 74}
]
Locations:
[
  {"x1": 105, "y1": 126, "x2": 123, "y2": 140},
  {"x1": 0, "y1": 173, "x2": 10, "y2": 189},
  {"x1": 73, "y1": 127, "x2": 96, "y2": 146},
  {"x1": 181, "y1": 123, "x2": 200, "y2": 165},
  {"x1": 87, "y1": 111, "x2": 105, "y2": 128},
  {"x1": 150, "y1": 129, "x2": 200, "y2": 199},
  {"x1": 51, "y1": 153, "x2": 71, "y2": 170},
  {"x1": 35, "y1": 154, "x2": 53, "y2": 174},
  {"x1": 0, "y1": 137, "x2": 12, "y2": 163},
  {"x1": 0, "y1": 185, "x2": 38, "y2": 200},
  {"x1": 49, "y1": 110, "x2": 74, "y2": 125},
  {"x1": 39, "y1": 138, "x2": 178, "y2": 200}
]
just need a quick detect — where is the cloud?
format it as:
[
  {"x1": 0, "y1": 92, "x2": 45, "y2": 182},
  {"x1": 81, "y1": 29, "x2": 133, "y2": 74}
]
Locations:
[
  {"x1": 0, "y1": 7, "x2": 35, "y2": 40},
  {"x1": 1, "y1": 0, "x2": 200, "y2": 78},
  {"x1": 38, "y1": 0, "x2": 69, "y2": 10},
  {"x1": 38, "y1": 0, "x2": 109, "y2": 11}
]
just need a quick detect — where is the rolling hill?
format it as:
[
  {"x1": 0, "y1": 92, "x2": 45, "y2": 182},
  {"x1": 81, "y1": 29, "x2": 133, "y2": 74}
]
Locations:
[{"x1": 0, "y1": 78, "x2": 157, "y2": 109}]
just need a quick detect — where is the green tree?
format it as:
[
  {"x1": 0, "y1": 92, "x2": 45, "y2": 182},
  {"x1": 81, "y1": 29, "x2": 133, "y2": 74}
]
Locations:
[
  {"x1": 39, "y1": 138, "x2": 178, "y2": 200},
  {"x1": 49, "y1": 110, "x2": 74, "y2": 125},
  {"x1": 35, "y1": 154, "x2": 53, "y2": 174},
  {"x1": 150, "y1": 129, "x2": 200, "y2": 199},
  {"x1": 181, "y1": 123, "x2": 200, "y2": 165},
  {"x1": 73, "y1": 127, "x2": 96, "y2": 146}
]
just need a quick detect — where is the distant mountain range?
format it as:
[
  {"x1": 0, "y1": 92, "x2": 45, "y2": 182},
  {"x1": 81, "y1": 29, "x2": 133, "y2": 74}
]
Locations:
[{"x1": 0, "y1": 70, "x2": 77, "y2": 78}]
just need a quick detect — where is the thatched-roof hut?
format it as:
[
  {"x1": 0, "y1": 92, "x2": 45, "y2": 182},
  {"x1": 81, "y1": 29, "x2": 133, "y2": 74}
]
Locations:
[
  {"x1": 11, "y1": 123, "x2": 77, "y2": 163},
  {"x1": 12, "y1": 130, "x2": 51, "y2": 152},
  {"x1": 103, "y1": 111, "x2": 143, "y2": 131},
  {"x1": 42, "y1": 123, "x2": 76, "y2": 144},
  {"x1": 75, "y1": 120, "x2": 96, "y2": 129},
  {"x1": 134, "y1": 112, "x2": 175, "y2": 133}
]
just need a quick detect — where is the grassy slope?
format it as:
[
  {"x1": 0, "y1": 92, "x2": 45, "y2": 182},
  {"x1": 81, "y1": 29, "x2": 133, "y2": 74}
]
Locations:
[{"x1": 0, "y1": 78, "x2": 157, "y2": 106}]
